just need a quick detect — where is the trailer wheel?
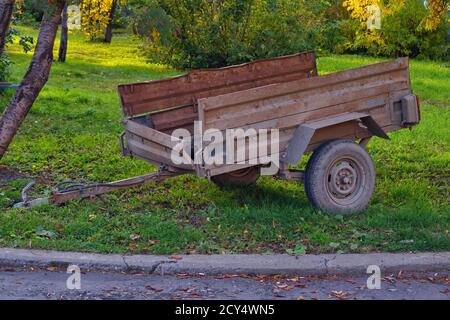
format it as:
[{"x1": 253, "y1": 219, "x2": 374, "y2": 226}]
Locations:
[
  {"x1": 212, "y1": 167, "x2": 260, "y2": 187},
  {"x1": 305, "y1": 140, "x2": 375, "y2": 215}
]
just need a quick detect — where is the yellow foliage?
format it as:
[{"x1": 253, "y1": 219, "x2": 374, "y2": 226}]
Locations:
[
  {"x1": 420, "y1": 0, "x2": 449, "y2": 31},
  {"x1": 343, "y1": 0, "x2": 448, "y2": 32},
  {"x1": 80, "y1": 0, "x2": 114, "y2": 40}
]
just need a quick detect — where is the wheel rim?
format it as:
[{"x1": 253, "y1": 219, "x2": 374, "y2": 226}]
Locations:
[{"x1": 325, "y1": 156, "x2": 365, "y2": 206}]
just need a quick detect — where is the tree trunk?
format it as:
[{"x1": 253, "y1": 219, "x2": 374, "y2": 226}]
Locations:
[
  {"x1": 58, "y1": 2, "x2": 68, "y2": 62},
  {"x1": 104, "y1": 0, "x2": 117, "y2": 43},
  {"x1": 0, "y1": 1, "x2": 66, "y2": 160},
  {"x1": 0, "y1": 0, "x2": 15, "y2": 54}
]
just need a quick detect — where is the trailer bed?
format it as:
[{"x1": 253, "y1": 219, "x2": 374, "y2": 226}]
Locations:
[{"x1": 118, "y1": 54, "x2": 418, "y2": 178}]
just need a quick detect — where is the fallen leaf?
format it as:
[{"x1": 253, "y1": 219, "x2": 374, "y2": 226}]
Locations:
[
  {"x1": 176, "y1": 273, "x2": 189, "y2": 279},
  {"x1": 330, "y1": 290, "x2": 349, "y2": 300},
  {"x1": 169, "y1": 255, "x2": 183, "y2": 261},
  {"x1": 145, "y1": 285, "x2": 164, "y2": 293},
  {"x1": 130, "y1": 234, "x2": 140, "y2": 241}
]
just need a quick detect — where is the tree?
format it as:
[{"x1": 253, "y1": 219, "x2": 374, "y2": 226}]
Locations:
[
  {"x1": 421, "y1": 0, "x2": 449, "y2": 31},
  {"x1": 79, "y1": 0, "x2": 125, "y2": 42},
  {"x1": 342, "y1": 0, "x2": 449, "y2": 58},
  {"x1": 80, "y1": 0, "x2": 113, "y2": 40},
  {"x1": 0, "y1": 0, "x2": 67, "y2": 160},
  {"x1": 104, "y1": 0, "x2": 117, "y2": 43},
  {"x1": 58, "y1": 2, "x2": 68, "y2": 62},
  {"x1": 0, "y1": 0, "x2": 15, "y2": 54},
  {"x1": 134, "y1": 0, "x2": 332, "y2": 69}
]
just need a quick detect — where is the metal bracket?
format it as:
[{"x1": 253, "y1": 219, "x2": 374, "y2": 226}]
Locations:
[
  {"x1": 281, "y1": 112, "x2": 389, "y2": 165},
  {"x1": 13, "y1": 181, "x2": 49, "y2": 209},
  {"x1": 119, "y1": 132, "x2": 128, "y2": 156}
]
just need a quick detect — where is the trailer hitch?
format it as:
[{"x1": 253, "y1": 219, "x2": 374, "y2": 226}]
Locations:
[
  {"x1": 13, "y1": 181, "x2": 49, "y2": 209},
  {"x1": 13, "y1": 167, "x2": 184, "y2": 209}
]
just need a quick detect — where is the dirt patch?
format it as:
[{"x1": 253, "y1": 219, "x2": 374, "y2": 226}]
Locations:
[
  {"x1": 188, "y1": 215, "x2": 207, "y2": 227},
  {"x1": 0, "y1": 166, "x2": 25, "y2": 183}
]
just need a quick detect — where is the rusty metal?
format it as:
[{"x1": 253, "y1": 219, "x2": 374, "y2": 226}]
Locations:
[
  {"x1": 49, "y1": 168, "x2": 183, "y2": 205},
  {"x1": 14, "y1": 168, "x2": 184, "y2": 208}
]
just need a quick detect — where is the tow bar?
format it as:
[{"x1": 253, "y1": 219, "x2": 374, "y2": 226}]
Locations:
[{"x1": 14, "y1": 167, "x2": 183, "y2": 209}]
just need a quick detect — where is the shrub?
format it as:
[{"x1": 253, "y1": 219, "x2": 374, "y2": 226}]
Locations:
[
  {"x1": 342, "y1": 0, "x2": 449, "y2": 60},
  {"x1": 0, "y1": 53, "x2": 11, "y2": 84},
  {"x1": 134, "y1": 0, "x2": 337, "y2": 69}
]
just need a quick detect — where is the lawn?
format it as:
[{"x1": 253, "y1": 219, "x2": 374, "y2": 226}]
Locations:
[{"x1": 0, "y1": 27, "x2": 448, "y2": 255}]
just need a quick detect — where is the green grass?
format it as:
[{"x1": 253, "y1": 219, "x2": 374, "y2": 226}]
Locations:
[{"x1": 0, "y1": 26, "x2": 448, "y2": 255}]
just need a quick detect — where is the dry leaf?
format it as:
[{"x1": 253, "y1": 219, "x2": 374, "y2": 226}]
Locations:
[
  {"x1": 145, "y1": 285, "x2": 164, "y2": 293},
  {"x1": 169, "y1": 255, "x2": 183, "y2": 261}
]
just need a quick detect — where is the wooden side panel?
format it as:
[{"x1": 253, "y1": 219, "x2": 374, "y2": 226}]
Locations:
[
  {"x1": 118, "y1": 52, "x2": 317, "y2": 117},
  {"x1": 124, "y1": 120, "x2": 193, "y2": 171},
  {"x1": 197, "y1": 58, "x2": 411, "y2": 177}
]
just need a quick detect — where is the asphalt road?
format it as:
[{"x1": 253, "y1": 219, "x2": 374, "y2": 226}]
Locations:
[{"x1": 0, "y1": 268, "x2": 448, "y2": 300}]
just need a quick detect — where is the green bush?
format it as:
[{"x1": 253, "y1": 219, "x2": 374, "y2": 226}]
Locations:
[
  {"x1": 135, "y1": 0, "x2": 337, "y2": 69},
  {"x1": 133, "y1": 0, "x2": 448, "y2": 68},
  {"x1": 341, "y1": 0, "x2": 449, "y2": 60},
  {"x1": 0, "y1": 53, "x2": 11, "y2": 84}
]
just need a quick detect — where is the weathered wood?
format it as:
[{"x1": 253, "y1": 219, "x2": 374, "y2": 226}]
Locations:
[
  {"x1": 118, "y1": 51, "x2": 317, "y2": 117},
  {"x1": 199, "y1": 58, "x2": 408, "y2": 111},
  {"x1": 119, "y1": 56, "x2": 416, "y2": 178},
  {"x1": 124, "y1": 119, "x2": 182, "y2": 148},
  {"x1": 195, "y1": 59, "x2": 410, "y2": 176},
  {"x1": 202, "y1": 81, "x2": 406, "y2": 131},
  {"x1": 126, "y1": 135, "x2": 193, "y2": 171},
  {"x1": 151, "y1": 105, "x2": 198, "y2": 133}
]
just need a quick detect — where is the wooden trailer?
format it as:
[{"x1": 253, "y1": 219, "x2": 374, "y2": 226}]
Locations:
[
  {"x1": 15, "y1": 52, "x2": 420, "y2": 213},
  {"x1": 116, "y1": 52, "x2": 420, "y2": 214}
]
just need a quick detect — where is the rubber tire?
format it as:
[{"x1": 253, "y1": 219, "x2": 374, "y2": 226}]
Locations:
[
  {"x1": 211, "y1": 167, "x2": 261, "y2": 187},
  {"x1": 305, "y1": 140, "x2": 375, "y2": 215}
]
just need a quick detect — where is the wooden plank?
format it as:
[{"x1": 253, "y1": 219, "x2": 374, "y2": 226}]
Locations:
[
  {"x1": 199, "y1": 57, "x2": 408, "y2": 112},
  {"x1": 151, "y1": 105, "x2": 198, "y2": 132},
  {"x1": 127, "y1": 137, "x2": 193, "y2": 171},
  {"x1": 202, "y1": 68, "x2": 407, "y2": 124},
  {"x1": 118, "y1": 51, "x2": 317, "y2": 117},
  {"x1": 202, "y1": 121, "x2": 373, "y2": 177},
  {"x1": 201, "y1": 131, "x2": 293, "y2": 167},
  {"x1": 203, "y1": 80, "x2": 405, "y2": 131},
  {"x1": 200, "y1": 93, "x2": 393, "y2": 170},
  {"x1": 124, "y1": 119, "x2": 181, "y2": 148},
  {"x1": 203, "y1": 119, "x2": 408, "y2": 178}
]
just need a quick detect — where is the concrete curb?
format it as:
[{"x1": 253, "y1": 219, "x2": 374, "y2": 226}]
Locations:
[{"x1": 0, "y1": 248, "x2": 448, "y2": 276}]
